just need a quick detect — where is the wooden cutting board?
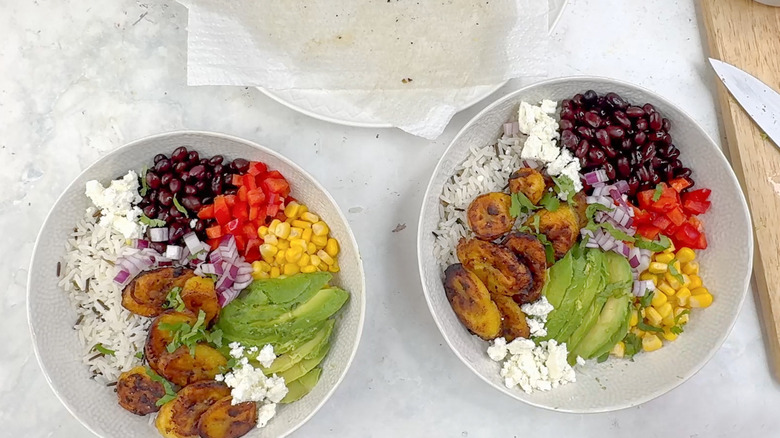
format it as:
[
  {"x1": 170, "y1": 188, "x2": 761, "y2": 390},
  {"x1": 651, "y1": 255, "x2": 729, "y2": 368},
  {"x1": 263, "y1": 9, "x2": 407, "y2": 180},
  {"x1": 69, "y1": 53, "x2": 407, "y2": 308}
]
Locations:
[{"x1": 700, "y1": 0, "x2": 780, "y2": 379}]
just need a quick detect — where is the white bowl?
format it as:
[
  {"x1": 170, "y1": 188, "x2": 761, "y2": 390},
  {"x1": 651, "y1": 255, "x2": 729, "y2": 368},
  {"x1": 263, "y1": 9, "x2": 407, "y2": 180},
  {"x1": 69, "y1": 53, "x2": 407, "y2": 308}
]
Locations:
[
  {"x1": 28, "y1": 131, "x2": 366, "y2": 437},
  {"x1": 417, "y1": 77, "x2": 753, "y2": 412}
]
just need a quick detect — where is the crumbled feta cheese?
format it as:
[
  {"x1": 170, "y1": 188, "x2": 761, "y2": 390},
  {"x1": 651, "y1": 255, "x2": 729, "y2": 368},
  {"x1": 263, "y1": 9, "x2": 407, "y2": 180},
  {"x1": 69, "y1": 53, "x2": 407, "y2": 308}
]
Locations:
[
  {"x1": 560, "y1": 161, "x2": 584, "y2": 197},
  {"x1": 521, "y1": 296, "x2": 554, "y2": 338},
  {"x1": 248, "y1": 346, "x2": 258, "y2": 354},
  {"x1": 228, "y1": 342, "x2": 245, "y2": 359},
  {"x1": 487, "y1": 337, "x2": 508, "y2": 361},
  {"x1": 85, "y1": 170, "x2": 146, "y2": 239},
  {"x1": 526, "y1": 318, "x2": 547, "y2": 338},
  {"x1": 539, "y1": 99, "x2": 558, "y2": 115},
  {"x1": 257, "y1": 344, "x2": 276, "y2": 368},
  {"x1": 257, "y1": 403, "x2": 277, "y2": 428},
  {"x1": 576, "y1": 356, "x2": 586, "y2": 367},
  {"x1": 518, "y1": 101, "x2": 561, "y2": 164},
  {"x1": 546, "y1": 147, "x2": 575, "y2": 177},
  {"x1": 492, "y1": 338, "x2": 576, "y2": 394}
]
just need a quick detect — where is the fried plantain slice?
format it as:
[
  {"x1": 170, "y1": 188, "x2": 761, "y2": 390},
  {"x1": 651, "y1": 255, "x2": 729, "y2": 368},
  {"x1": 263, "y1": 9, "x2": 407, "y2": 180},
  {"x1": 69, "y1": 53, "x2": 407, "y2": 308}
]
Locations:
[
  {"x1": 456, "y1": 238, "x2": 532, "y2": 297},
  {"x1": 492, "y1": 295, "x2": 531, "y2": 341},
  {"x1": 180, "y1": 276, "x2": 220, "y2": 326},
  {"x1": 509, "y1": 167, "x2": 546, "y2": 205},
  {"x1": 503, "y1": 232, "x2": 547, "y2": 303},
  {"x1": 444, "y1": 264, "x2": 502, "y2": 340},
  {"x1": 158, "y1": 343, "x2": 228, "y2": 387},
  {"x1": 145, "y1": 311, "x2": 197, "y2": 374},
  {"x1": 570, "y1": 191, "x2": 589, "y2": 228},
  {"x1": 116, "y1": 366, "x2": 166, "y2": 416},
  {"x1": 156, "y1": 380, "x2": 231, "y2": 438},
  {"x1": 526, "y1": 205, "x2": 580, "y2": 260},
  {"x1": 466, "y1": 192, "x2": 514, "y2": 241},
  {"x1": 197, "y1": 396, "x2": 258, "y2": 438},
  {"x1": 122, "y1": 267, "x2": 196, "y2": 317}
]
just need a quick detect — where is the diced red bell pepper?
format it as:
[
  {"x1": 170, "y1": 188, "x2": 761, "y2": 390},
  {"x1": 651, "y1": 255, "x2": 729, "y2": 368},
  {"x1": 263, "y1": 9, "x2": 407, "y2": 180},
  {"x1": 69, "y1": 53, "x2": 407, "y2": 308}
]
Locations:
[
  {"x1": 249, "y1": 205, "x2": 266, "y2": 222},
  {"x1": 666, "y1": 207, "x2": 687, "y2": 227},
  {"x1": 234, "y1": 234, "x2": 246, "y2": 252},
  {"x1": 247, "y1": 188, "x2": 266, "y2": 206},
  {"x1": 242, "y1": 223, "x2": 257, "y2": 239},
  {"x1": 267, "y1": 202, "x2": 280, "y2": 218},
  {"x1": 232, "y1": 174, "x2": 243, "y2": 186},
  {"x1": 262, "y1": 178, "x2": 290, "y2": 196},
  {"x1": 651, "y1": 215, "x2": 672, "y2": 231},
  {"x1": 274, "y1": 210, "x2": 287, "y2": 222},
  {"x1": 637, "y1": 190, "x2": 655, "y2": 211},
  {"x1": 242, "y1": 174, "x2": 257, "y2": 190},
  {"x1": 683, "y1": 188, "x2": 711, "y2": 203},
  {"x1": 632, "y1": 206, "x2": 651, "y2": 224},
  {"x1": 232, "y1": 202, "x2": 249, "y2": 222},
  {"x1": 225, "y1": 218, "x2": 242, "y2": 234},
  {"x1": 237, "y1": 185, "x2": 248, "y2": 203},
  {"x1": 669, "y1": 178, "x2": 693, "y2": 193},
  {"x1": 674, "y1": 222, "x2": 707, "y2": 250},
  {"x1": 636, "y1": 225, "x2": 661, "y2": 240},
  {"x1": 687, "y1": 215, "x2": 704, "y2": 232},
  {"x1": 207, "y1": 238, "x2": 221, "y2": 250},
  {"x1": 652, "y1": 186, "x2": 679, "y2": 213},
  {"x1": 682, "y1": 199, "x2": 711, "y2": 215},
  {"x1": 213, "y1": 196, "x2": 231, "y2": 225},
  {"x1": 197, "y1": 204, "x2": 214, "y2": 220},
  {"x1": 244, "y1": 238, "x2": 261, "y2": 262},
  {"x1": 264, "y1": 170, "x2": 284, "y2": 180},
  {"x1": 206, "y1": 225, "x2": 223, "y2": 239},
  {"x1": 247, "y1": 161, "x2": 268, "y2": 177}
]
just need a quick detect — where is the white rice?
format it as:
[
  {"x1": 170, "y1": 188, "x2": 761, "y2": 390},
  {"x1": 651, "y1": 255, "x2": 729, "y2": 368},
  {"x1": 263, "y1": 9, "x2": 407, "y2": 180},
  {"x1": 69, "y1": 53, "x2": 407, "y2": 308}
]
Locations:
[
  {"x1": 58, "y1": 209, "x2": 150, "y2": 384},
  {"x1": 433, "y1": 132, "x2": 526, "y2": 269}
]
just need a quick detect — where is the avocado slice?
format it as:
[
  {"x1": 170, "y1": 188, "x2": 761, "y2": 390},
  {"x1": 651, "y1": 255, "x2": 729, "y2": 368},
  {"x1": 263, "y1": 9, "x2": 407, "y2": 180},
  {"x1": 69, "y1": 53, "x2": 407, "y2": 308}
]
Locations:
[
  {"x1": 262, "y1": 319, "x2": 334, "y2": 375},
  {"x1": 541, "y1": 250, "x2": 575, "y2": 309},
  {"x1": 281, "y1": 367, "x2": 322, "y2": 404},
  {"x1": 570, "y1": 294, "x2": 631, "y2": 360},
  {"x1": 543, "y1": 252, "x2": 590, "y2": 340},
  {"x1": 248, "y1": 272, "x2": 332, "y2": 304},
  {"x1": 278, "y1": 341, "x2": 330, "y2": 383},
  {"x1": 554, "y1": 249, "x2": 607, "y2": 344}
]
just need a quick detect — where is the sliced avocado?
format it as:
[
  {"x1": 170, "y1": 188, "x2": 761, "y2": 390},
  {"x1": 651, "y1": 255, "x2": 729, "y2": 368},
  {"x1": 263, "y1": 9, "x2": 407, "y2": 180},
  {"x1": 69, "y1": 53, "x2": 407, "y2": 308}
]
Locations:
[
  {"x1": 262, "y1": 320, "x2": 334, "y2": 375},
  {"x1": 543, "y1": 253, "x2": 590, "y2": 340},
  {"x1": 566, "y1": 294, "x2": 608, "y2": 363},
  {"x1": 555, "y1": 249, "x2": 607, "y2": 344},
  {"x1": 541, "y1": 250, "x2": 574, "y2": 309},
  {"x1": 281, "y1": 367, "x2": 322, "y2": 404},
  {"x1": 278, "y1": 342, "x2": 330, "y2": 383},
  {"x1": 571, "y1": 294, "x2": 631, "y2": 359},
  {"x1": 249, "y1": 272, "x2": 332, "y2": 304},
  {"x1": 604, "y1": 251, "x2": 633, "y2": 286}
]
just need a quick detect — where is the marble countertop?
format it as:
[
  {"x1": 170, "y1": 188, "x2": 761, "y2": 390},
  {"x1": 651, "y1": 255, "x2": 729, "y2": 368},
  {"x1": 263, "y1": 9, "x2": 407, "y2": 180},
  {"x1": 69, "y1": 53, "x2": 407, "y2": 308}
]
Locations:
[{"x1": 2, "y1": 0, "x2": 779, "y2": 437}]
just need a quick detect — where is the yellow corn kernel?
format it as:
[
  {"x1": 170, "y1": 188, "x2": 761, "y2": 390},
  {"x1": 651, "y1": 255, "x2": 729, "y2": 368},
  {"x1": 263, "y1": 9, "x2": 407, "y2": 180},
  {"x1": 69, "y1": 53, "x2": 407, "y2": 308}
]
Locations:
[
  {"x1": 675, "y1": 287, "x2": 692, "y2": 306},
  {"x1": 255, "y1": 271, "x2": 270, "y2": 279},
  {"x1": 662, "y1": 329, "x2": 678, "y2": 342},
  {"x1": 270, "y1": 266, "x2": 281, "y2": 278},
  {"x1": 289, "y1": 227, "x2": 303, "y2": 240},
  {"x1": 631, "y1": 327, "x2": 646, "y2": 338},
  {"x1": 312, "y1": 235, "x2": 328, "y2": 248},
  {"x1": 682, "y1": 261, "x2": 699, "y2": 276},
  {"x1": 310, "y1": 254, "x2": 321, "y2": 267},
  {"x1": 691, "y1": 286, "x2": 709, "y2": 296},
  {"x1": 663, "y1": 240, "x2": 676, "y2": 253},
  {"x1": 284, "y1": 201, "x2": 301, "y2": 219},
  {"x1": 317, "y1": 250, "x2": 335, "y2": 266},
  {"x1": 274, "y1": 250, "x2": 286, "y2": 265},
  {"x1": 307, "y1": 242, "x2": 318, "y2": 255},
  {"x1": 264, "y1": 234, "x2": 279, "y2": 245},
  {"x1": 251, "y1": 262, "x2": 265, "y2": 279},
  {"x1": 318, "y1": 262, "x2": 329, "y2": 271},
  {"x1": 289, "y1": 239, "x2": 307, "y2": 252},
  {"x1": 297, "y1": 204, "x2": 308, "y2": 215},
  {"x1": 629, "y1": 308, "x2": 639, "y2": 327},
  {"x1": 291, "y1": 219, "x2": 311, "y2": 229},
  {"x1": 285, "y1": 247, "x2": 303, "y2": 264},
  {"x1": 657, "y1": 281, "x2": 676, "y2": 297},
  {"x1": 277, "y1": 240, "x2": 290, "y2": 251},
  {"x1": 640, "y1": 307, "x2": 646, "y2": 319},
  {"x1": 640, "y1": 271, "x2": 656, "y2": 282},
  {"x1": 328, "y1": 263, "x2": 340, "y2": 273},
  {"x1": 688, "y1": 275, "x2": 703, "y2": 290},
  {"x1": 302, "y1": 228, "x2": 313, "y2": 243},
  {"x1": 269, "y1": 218, "x2": 282, "y2": 232},
  {"x1": 259, "y1": 244, "x2": 278, "y2": 261},
  {"x1": 651, "y1": 291, "x2": 668, "y2": 308},
  {"x1": 664, "y1": 272, "x2": 682, "y2": 290},
  {"x1": 661, "y1": 313, "x2": 675, "y2": 327},
  {"x1": 312, "y1": 221, "x2": 330, "y2": 237},
  {"x1": 283, "y1": 263, "x2": 300, "y2": 276},
  {"x1": 642, "y1": 334, "x2": 663, "y2": 352},
  {"x1": 674, "y1": 307, "x2": 690, "y2": 325},
  {"x1": 676, "y1": 247, "x2": 696, "y2": 264},
  {"x1": 681, "y1": 274, "x2": 691, "y2": 288},
  {"x1": 298, "y1": 253, "x2": 310, "y2": 267},
  {"x1": 648, "y1": 262, "x2": 668, "y2": 274},
  {"x1": 645, "y1": 307, "x2": 663, "y2": 326},
  {"x1": 654, "y1": 252, "x2": 675, "y2": 264},
  {"x1": 300, "y1": 212, "x2": 319, "y2": 223},
  {"x1": 689, "y1": 293, "x2": 713, "y2": 308},
  {"x1": 274, "y1": 222, "x2": 291, "y2": 239},
  {"x1": 611, "y1": 341, "x2": 625, "y2": 358},
  {"x1": 657, "y1": 302, "x2": 673, "y2": 319},
  {"x1": 325, "y1": 238, "x2": 340, "y2": 258},
  {"x1": 257, "y1": 226, "x2": 269, "y2": 238},
  {"x1": 301, "y1": 265, "x2": 317, "y2": 274}
]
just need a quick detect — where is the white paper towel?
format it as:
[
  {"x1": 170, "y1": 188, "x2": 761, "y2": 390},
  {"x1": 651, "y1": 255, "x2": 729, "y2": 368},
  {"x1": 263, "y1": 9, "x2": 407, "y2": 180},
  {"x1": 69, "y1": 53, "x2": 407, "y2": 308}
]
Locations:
[{"x1": 181, "y1": 0, "x2": 549, "y2": 138}]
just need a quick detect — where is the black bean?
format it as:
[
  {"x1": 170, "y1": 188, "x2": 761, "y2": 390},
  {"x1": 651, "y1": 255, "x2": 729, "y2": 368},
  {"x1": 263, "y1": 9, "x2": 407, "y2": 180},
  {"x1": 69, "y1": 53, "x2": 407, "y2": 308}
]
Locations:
[
  {"x1": 153, "y1": 154, "x2": 166, "y2": 164},
  {"x1": 158, "y1": 189, "x2": 173, "y2": 207},
  {"x1": 171, "y1": 147, "x2": 188, "y2": 163},
  {"x1": 161, "y1": 173, "x2": 173, "y2": 186},
  {"x1": 187, "y1": 151, "x2": 200, "y2": 164},
  {"x1": 232, "y1": 158, "x2": 250, "y2": 173},
  {"x1": 146, "y1": 172, "x2": 161, "y2": 189},
  {"x1": 154, "y1": 159, "x2": 171, "y2": 174},
  {"x1": 169, "y1": 178, "x2": 182, "y2": 194},
  {"x1": 184, "y1": 185, "x2": 197, "y2": 195}
]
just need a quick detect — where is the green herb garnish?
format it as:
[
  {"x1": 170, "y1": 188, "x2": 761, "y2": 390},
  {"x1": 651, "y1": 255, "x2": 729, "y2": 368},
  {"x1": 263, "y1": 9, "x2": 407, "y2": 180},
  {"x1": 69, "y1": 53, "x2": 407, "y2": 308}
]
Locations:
[
  {"x1": 188, "y1": 250, "x2": 206, "y2": 261},
  {"x1": 551, "y1": 175, "x2": 577, "y2": 203},
  {"x1": 135, "y1": 351, "x2": 144, "y2": 359},
  {"x1": 623, "y1": 333, "x2": 642, "y2": 359},
  {"x1": 600, "y1": 221, "x2": 636, "y2": 243},
  {"x1": 536, "y1": 233, "x2": 556, "y2": 265},
  {"x1": 93, "y1": 343, "x2": 115, "y2": 356},
  {"x1": 531, "y1": 214, "x2": 541, "y2": 234},
  {"x1": 634, "y1": 234, "x2": 672, "y2": 252},
  {"x1": 140, "y1": 214, "x2": 166, "y2": 227},
  {"x1": 670, "y1": 309, "x2": 690, "y2": 335},
  {"x1": 596, "y1": 352, "x2": 609, "y2": 363},
  {"x1": 145, "y1": 368, "x2": 177, "y2": 406},
  {"x1": 639, "y1": 290, "x2": 655, "y2": 308},
  {"x1": 139, "y1": 166, "x2": 149, "y2": 197},
  {"x1": 668, "y1": 258, "x2": 685, "y2": 284},
  {"x1": 637, "y1": 321, "x2": 664, "y2": 333},
  {"x1": 510, "y1": 192, "x2": 539, "y2": 218},
  {"x1": 159, "y1": 310, "x2": 223, "y2": 357},
  {"x1": 172, "y1": 196, "x2": 189, "y2": 218},
  {"x1": 584, "y1": 203, "x2": 613, "y2": 232},
  {"x1": 670, "y1": 325, "x2": 684, "y2": 335},
  {"x1": 652, "y1": 184, "x2": 664, "y2": 202},
  {"x1": 163, "y1": 287, "x2": 186, "y2": 312},
  {"x1": 539, "y1": 191, "x2": 560, "y2": 212}
]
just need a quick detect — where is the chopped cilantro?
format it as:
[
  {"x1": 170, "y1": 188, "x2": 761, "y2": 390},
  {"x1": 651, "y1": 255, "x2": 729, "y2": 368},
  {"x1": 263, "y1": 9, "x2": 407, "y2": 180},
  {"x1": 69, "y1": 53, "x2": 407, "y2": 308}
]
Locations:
[
  {"x1": 634, "y1": 234, "x2": 672, "y2": 252},
  {"x1": 140, "y1": 214, "x2": 166, "y2": 227},
  {"x1": 670, "y1": 325, "x2": 684, "y2": 335},
  {"x1": 652, "y1": 184, "x2": 664, "y2": 202},
  {"x1": 637, "y1": 321, "x2": 664, "y2": 333},
  {"x1": 539, "y1": 191, "x2": 560, "y2": 212},
  {"x1": 668, "y1": 259, "x2": 685, "y2": 284},
  {"x1": 172, "y1": 196, "x2": 189, "y2": 218},
  {"x1": 535, "y1": 233, "x2": 556, "y2": 265},
  {"x1": 135, "y1": 351, "x2": 144, "y2": 359},
  {"x1": 551, "y1": 175, "x2": 576, "y2": 203},
  {"x1": 139, "y1": 166, "x2": 149, "y2": 197},
  {"x1": 531, "y1": 214, "x2": 541, "y2": 234},
  {"x1": 163, "y1": 287, "x2": 185, "y2": 312},
  {"x1": 159, "y1": 310, "x2": 223, "y2": 357},
  {"x1": 188, "y1": 250, "x2": 206, "y2": 261},
  {"x1": 510, "y1": 192, "x2": 539, "y2": 218},
  {"x1": 639, "y1": 290, "x2": 655, "y2": 308},
  {"x1": 600, "y1": 221, "x2": 636, "y2": 243},
  {"x1": 675, "y1": 309, "x2": 690, "y2": 322},
  {"x1": 93, "y1": 343, "x2": 115, "y2": 356},
  {"x1": 623, "y1": 333, "x2": 642, "y2": 359},
  {"x1": 145, "y1": 368, "x2": 177, "y2": 406}
]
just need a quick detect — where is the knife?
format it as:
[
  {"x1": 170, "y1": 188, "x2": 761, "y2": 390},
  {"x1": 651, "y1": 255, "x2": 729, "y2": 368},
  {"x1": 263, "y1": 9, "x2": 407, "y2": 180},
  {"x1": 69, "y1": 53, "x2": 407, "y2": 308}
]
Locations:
[{"x1": 709, "y1": 58, "x2": 780, "y2": 145}]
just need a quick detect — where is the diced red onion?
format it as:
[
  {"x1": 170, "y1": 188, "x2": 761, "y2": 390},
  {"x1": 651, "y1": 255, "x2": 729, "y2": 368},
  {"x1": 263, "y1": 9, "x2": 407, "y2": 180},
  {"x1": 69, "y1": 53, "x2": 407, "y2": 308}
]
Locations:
[
  {"x1": 217, "y1": 287, "x2": 241, "y2": 307},
  {"x1": 133, "y1": 239, "x2": 149, "y2": 249},
  {"x1": 584, "y1": 170, "x2": 608, "y2": 185},
  {"x1": 215, "y1": 274, "x2": 234, "y2": 292},
  {"x1": 209, "y1": 250, "x2": 223, "y2": 265},
  {"x1": 610, "y1": 188, "x2": 630, "y2": 209},
  {"x1": 628, "y1": 255, "x2": 640, "y2": 268},
  {"x1": 113, "y1": 269, "x2": 131, "y2": 286},
  {"x1": 149, "y1": 227, "x2": 169, "y2": 242},
  {"x1": 521, "y1": 159, "x2": 541, "y2": 169},
  {"x1": 182, "y1": 232, "x2": 203, "y2": 255},
  {"x1": 614, "y1": 180, "x2": 629, "y2": 194},
  {"x1": 233, "y1": 279, "x2": 252, "y2": 290},
  {"x1": 200, "y1": 264, "x2": 217, "y2": 275},
  {"x1": 165, "y1": 245, "x2": 183, "y2": 260},
  {"x1": 503, "y1": 122, "x2": 514, "y2": 136}
]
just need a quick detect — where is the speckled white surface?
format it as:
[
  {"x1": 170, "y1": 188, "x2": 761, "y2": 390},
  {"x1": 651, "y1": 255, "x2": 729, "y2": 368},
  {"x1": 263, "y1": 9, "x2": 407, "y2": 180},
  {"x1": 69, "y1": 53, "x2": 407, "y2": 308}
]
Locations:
[{"x1": 2, "y1": 0, "x2": 780, "y2": 437}]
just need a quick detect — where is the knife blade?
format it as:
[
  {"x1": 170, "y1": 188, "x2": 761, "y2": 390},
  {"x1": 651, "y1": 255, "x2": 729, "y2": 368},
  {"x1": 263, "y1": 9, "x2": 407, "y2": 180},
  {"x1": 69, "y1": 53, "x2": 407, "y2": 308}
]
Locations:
[{"x1": 709, "y1": 58, "x2": 780, "y2": 146}]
